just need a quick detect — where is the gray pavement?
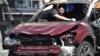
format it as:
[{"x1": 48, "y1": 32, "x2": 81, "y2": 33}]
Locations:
[
  {"x1": 0, "y1": 43, "x2": 8, "y2": 56},
  {"x1": 0, "y1": 30, "x2": 8, "y2": 56}
]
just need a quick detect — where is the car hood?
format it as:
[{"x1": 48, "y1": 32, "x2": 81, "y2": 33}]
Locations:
[{"x1": 12, "y1": 22, "x2": 80, "y2": 36}]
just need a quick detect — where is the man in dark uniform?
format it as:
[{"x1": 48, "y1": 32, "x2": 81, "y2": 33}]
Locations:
[{"x1": 38, "y1": 5, "x2": 76, "y2": 22}]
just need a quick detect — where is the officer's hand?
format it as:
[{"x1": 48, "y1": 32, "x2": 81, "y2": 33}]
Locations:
[{"x1": 70, "y1": 18, "x2": 76, "y2": 21}]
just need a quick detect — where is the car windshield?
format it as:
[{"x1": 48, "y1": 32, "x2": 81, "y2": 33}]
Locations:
[
  {"x1": 28, "y1": 0, "x2": 92, "y2": 22},
  {"x1": 34, "y1": 3, "x2": 89, "y2": 22}
]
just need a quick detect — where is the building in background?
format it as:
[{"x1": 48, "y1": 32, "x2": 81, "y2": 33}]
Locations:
[
  {"x1": 7, "y1": 0, "x2": 43, "y2": 15},
  {"x1": 3, "y1": 0, "x2": 50, "y2": 22}
]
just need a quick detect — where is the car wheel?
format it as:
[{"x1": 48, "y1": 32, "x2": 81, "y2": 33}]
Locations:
[{"x1": 75, "y1": 41, "x2": 94, "y2": 56}]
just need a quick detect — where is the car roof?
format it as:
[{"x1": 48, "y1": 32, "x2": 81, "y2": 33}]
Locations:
[{"x1": 47, "y1": 0, "x2": 92, "y2": 5}]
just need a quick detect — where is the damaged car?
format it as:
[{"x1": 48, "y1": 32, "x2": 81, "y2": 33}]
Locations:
[{"x1": 3, "y1": 0, "x2": 100, "y2": 56}]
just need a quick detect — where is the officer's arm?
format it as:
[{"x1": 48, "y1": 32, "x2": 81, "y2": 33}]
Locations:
[{"x1": 54, "y1": 14, "x2": 71, "y2": 21}]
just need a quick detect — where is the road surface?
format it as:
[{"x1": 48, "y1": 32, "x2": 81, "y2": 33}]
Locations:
[{"x1": 0, "y1": 30, "x2": 8, "y2": 56}]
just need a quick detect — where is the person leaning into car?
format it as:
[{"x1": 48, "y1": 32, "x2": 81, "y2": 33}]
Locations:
[{"x1": 38, "y1": 5, "x2": 76, "y2": 22}]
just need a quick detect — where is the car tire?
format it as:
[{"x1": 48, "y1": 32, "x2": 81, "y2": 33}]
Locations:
[
  {"x1": 8, "y1": 48, "x2": 17, "y2": 56},
  {"x1": 75, "y1": 41, "x2": 94, "y2": 56}
]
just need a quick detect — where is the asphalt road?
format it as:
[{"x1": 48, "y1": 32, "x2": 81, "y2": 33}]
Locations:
[{"x1": 0, "y1": 30, "x2": 8, "y2": 56}]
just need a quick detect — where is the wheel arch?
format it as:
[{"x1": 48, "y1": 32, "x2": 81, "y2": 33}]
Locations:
[
  {"x1": 80, "y1": 35, "x2": 96, "y2": 53},
  {"x1": 83, "y1": 35, "x2": 95, "y2": 48}
]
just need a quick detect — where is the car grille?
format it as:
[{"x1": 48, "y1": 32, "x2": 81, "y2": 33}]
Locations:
[{"x1": 18, "y1": 35, "x2": 53, "y2": 46}]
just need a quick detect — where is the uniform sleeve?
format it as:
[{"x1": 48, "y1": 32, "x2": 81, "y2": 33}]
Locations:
[{"x1": 51, "y1": 9, "x2": 58, "y2": 16}]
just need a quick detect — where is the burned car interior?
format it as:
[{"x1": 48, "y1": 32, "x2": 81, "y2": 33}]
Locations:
[{"x1": 64, "y1": 4, "x2": 87, "y2": 21}]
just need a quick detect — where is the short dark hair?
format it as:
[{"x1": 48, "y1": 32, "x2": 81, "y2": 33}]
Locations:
[
  {"x1": 58, "y1": 4, "x2": 65, "y2": 9},
  {"x1": 53, "y1": 4, "x2": 58, "y2": 9},
  {"x1": 53, "y1": 4, "x2": 65, "y2": 9}
]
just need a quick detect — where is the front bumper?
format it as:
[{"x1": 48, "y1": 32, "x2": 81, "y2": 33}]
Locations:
[{"x1": 13, "y1": 46, "x2": 60, "y2": 55}]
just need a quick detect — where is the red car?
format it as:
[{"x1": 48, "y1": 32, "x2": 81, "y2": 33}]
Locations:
[{"x1": 2, "y1": 0, "x2": 100, "y2": 56}]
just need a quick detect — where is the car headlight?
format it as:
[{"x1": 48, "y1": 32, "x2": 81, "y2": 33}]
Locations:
[{"x1": 4, "y1": 37, "x2": 21, "y2": 46}]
